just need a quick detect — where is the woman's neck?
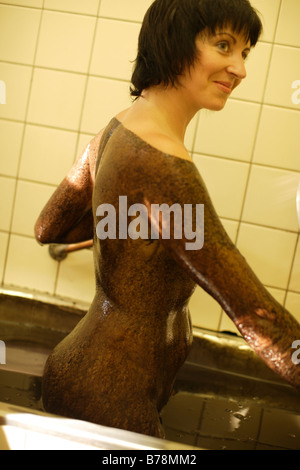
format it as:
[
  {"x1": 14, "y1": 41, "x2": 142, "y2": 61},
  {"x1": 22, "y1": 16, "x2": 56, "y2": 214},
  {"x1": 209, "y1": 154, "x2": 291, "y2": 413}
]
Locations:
[{"x1": 136, "y1": 85, "x2": 198, "y2": 144}]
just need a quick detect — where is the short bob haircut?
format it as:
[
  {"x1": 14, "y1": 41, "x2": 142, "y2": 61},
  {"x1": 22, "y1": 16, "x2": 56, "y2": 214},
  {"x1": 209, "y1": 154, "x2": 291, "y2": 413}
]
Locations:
[{"x1": 130, "y1": 0, "x2": 263, "y2": 98}]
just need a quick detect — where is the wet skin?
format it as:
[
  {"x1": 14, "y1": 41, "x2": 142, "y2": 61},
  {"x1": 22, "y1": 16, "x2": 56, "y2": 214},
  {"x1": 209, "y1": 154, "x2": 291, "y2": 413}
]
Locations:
[{"x1": 36, "y1": 118, "x2": 300, "y2": 438}]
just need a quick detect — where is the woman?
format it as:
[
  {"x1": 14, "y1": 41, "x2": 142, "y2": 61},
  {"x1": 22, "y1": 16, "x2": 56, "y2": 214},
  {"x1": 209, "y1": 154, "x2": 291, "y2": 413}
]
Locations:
[{"x1": 35, "y1": 0, "x2": 300, "y2": 438}]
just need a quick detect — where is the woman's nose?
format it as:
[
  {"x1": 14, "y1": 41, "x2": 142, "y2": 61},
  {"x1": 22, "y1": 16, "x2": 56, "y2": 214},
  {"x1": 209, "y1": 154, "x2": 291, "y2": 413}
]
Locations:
[{"x1": 227, "y1": 56, "x2": 247, "y2": 80}]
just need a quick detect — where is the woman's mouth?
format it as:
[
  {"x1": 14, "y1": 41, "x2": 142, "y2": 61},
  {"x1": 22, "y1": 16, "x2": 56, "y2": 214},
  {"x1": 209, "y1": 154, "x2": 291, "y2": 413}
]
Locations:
[{"x1": 214, "y1": 81, "x2": 233, "y2": 94}]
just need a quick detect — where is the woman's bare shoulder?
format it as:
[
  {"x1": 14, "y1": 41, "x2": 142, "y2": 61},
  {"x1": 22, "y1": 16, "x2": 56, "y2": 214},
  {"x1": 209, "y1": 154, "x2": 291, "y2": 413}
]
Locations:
[{"x1": 116, "y1": 111, "x2": 192, "y2": 163}]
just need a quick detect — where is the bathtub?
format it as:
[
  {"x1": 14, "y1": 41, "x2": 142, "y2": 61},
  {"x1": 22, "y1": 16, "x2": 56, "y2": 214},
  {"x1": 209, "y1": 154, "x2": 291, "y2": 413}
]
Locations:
[{"x1": 0, "y1": 288, "x2": 299, "y2": 450}]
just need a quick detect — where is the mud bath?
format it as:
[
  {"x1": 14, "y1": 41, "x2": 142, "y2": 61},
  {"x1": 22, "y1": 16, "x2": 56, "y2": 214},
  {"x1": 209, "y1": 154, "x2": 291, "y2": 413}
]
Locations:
[{"x1": 1, "y1": 292, "x2": 299, "y2": 450}]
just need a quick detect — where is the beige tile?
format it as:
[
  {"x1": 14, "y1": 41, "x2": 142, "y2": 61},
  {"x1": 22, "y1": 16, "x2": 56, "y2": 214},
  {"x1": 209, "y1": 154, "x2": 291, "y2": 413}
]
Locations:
[
  {"x1": 27, "y1": 68, "x2": 86, "y2": 130},
  {"x1": 236, "y1": 223, "x2": 297, "y2": 289},
  {"x1": 194, "y1": 101, "x2": 260, "y2": 162},
  {"x1": 2, "y1": 0, "x2": 43, "y2": 6},
  {"x1": 289, "y1": 239, "x2": 300, "y2": 293},
  {"x1": 44, "y1": 0, "x2": 99, "y2": 16},
  {"x1": 0, "y1": 5, "x2": 41, "y2": 64},
  {"x1": 56, "y1": 249, "x2": 95, "y2": 303},
  {"x1": 76, "y1": 132, "x2": 95, "y2": 165},
  {"x1": 276, "y1": 0, "x2": 300, "y2": 47},
  {"x1": 285, "y1": 291, "x2": 300, "y2": 323},
  {"x1": 221, "y1": 219, "x2": 239, "y2": 244},
  {"x1": 242, "y1": 165, "x2": 299, "y2": 231},
  {"x1": 4, "y1": 234, "x2": 57, "y2": 294},
  {"x1": 0, "y1": 232, "x2": 9, "y2": 283},
  {"x1": 99, "y1": 0, "x2": 152, "y2": 22},
  {"x1": 264, "y1": 46, "x2": 300, "y2": 109},
  {"x1": 36, "y1": 11, "x2": 96, "y2": 73},
  {"x1": 185, "y1": 114, "x2": 198, "y2": 153},
  {"x1": 0, "y1": 177, "x2": 16, "y2": 232},
  {"x1": 232, "y1": 42, "x2": 272, "y2": 102},
  {"x1": 191, "y1": 218, "x2": 239, "y2": 331},
  {"x1": 11, "y1": 180, "x2": 54, "y2": 237},
  {"x1": 253, "y1": 106, "x2": 300, "y2": 171},
  {"x1": 90, "y1": 19, "x2": 140, "y2": 80},
  {"x1": 189, "y1": 286, "x2": 222, "y2": 331},
  {"x1": 219, "y1": 276, "x2": 288, "y2": 336},
  {"x1": 193, "y1": 154, "x2": 249, "y2": 220},
  {"x1": 0, "y1": 63, "x2": 32, "y2": 121},
  {"x1": 81, "y1": 76, "x2": 131, "y2": 134},
  {"x1": 266, "y1": 286, "x2": 286, "y2": 305},
  {"x1": 19, "y1": 125, "x2": 77, "y2": 185},
  {"x1": 245, "y1": 0, "x2": 281, "y2": 43},
  {"x1": 219, "y1": 312, "x2": 240, "y2": 335},
  {"x1": 0, "y1": 120, "x2": 24, "y2": 177}
]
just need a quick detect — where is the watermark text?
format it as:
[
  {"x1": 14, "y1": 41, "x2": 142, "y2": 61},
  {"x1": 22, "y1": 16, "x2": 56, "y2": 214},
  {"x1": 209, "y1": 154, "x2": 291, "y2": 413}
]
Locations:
[
  {"x1": 291, "y1": 340, "x2": 300, "y2": 365},
  {"x1": 0, "y1": 340, "x2": 6, "y2": 364},
  {"x1": 0, "y1": 80, "x2": 6, "y2": 105},
  {"x1": 292, "y1": 80, "x2": 300, "y2": 105},
  {"x1": 96, "y1": 196, "x2": 204, "y2": 251}
]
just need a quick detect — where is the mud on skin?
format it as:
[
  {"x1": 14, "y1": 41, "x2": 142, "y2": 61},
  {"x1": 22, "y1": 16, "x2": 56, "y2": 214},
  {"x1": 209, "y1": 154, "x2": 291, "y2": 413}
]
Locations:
[{"x1": 38, "y1": 118, "x2": 300, "y2": 438}]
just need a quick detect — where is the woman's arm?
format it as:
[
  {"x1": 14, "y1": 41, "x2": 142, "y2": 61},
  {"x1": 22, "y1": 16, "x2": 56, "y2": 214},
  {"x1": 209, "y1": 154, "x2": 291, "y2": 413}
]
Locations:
[
  {"x1": 35, "y1": 130, "x2": 104, "y2": 245},
  {"x1": 143, "y1": 158, "x2": 300, "y2": 392}
]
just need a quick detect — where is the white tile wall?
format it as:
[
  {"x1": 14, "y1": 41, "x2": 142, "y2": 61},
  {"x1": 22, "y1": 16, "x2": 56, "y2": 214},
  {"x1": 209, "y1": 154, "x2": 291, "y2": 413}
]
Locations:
[
  {"x1": 44, "y1": 0, "x2": 99, "y2": 16},
  {"x1": 99, "y1": 0, "x2": 153, "y2": 22},
  {"x1": 194, "y1": 100, "x2": 261, "y2": 162},
  {"x1": 0, "y1": 120, "x2": 23, "y2": 177},
  {"x1": 0, "y1": 0, "x2": 299, "y2": 332},
  {"x1": 4, "y1": 234, "x2": 58, "y2": 293},
  {"x1": 193, "y1": 155, "x2": 249, "y2": 220},
  {"x1": 35, "y1": 11, "x2": 97, "y2": 73},
  {"x1": 0, "y1": 62, "x2": 32, "y2": 121},
  {"x1": 0, "y1": 5, "x2": 41, "y2": 63},
  {"x1": 27, "y1": 68, "x2": 86, "y2": 130},
  {"x1": 253, "y1": 106, "x2": 300, "y2": 171},
  {"x1": 275, "y1": 0, "x2": 300, "y2": 47},
  {"x1": 81, "y1": 77, "x2": 131, "y2": 134},
  {"x1": 264, "y1": 46, "x2": 300, "y2": 109},
  {"x1": 0, "y1": 232, "x2": 9, "y2": 284},
  {"x1": 90, "y1": 19, "x2": 140, "y2": 79},
  {"x1": 19, "y1": 125, "x2": 77, "y2": 185},
  {"x1": 242, "y1": 166, "x2": 299, "y2": 231},
  {"x1": 0, "y1": 176, "x2": 16, "y2": 232},
  {"x1": 237, "y1": 223, "x2": 297, "y2": 289}
]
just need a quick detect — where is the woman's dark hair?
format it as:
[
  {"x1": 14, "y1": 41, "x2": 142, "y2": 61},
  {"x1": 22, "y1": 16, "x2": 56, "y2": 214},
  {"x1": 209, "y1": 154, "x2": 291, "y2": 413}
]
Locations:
[{"x1": 130, "y1": 0, "x2": 263, "y2": 98}]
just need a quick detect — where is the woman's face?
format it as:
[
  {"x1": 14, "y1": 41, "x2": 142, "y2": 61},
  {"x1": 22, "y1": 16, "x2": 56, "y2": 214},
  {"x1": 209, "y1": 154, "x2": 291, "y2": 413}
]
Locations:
[{"x1": 180, "y1": 28, "x2": 251, "y2": 112}]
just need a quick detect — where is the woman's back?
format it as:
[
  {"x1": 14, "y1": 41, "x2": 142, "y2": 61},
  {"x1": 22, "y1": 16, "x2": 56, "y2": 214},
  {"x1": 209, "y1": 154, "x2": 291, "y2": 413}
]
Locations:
[{"x1": 42, "y1": 117, "x2": 197, "y2": 437}]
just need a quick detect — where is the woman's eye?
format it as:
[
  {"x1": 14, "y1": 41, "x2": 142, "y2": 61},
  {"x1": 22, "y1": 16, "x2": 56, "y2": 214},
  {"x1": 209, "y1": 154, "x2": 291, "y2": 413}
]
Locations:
[{"x1": 217, "y1": 41, "x2": 230, "y2": 53}]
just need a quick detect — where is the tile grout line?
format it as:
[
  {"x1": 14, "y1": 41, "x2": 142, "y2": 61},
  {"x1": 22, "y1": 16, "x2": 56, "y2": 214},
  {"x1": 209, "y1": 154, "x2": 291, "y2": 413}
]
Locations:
[
  {"x1": 233, "y1": 0, "x2": 286, "y2": 294},
  {"x1": 215, "y1": 0, "x2": 286, "y2": 328},
  {"x1": 53, "y1": 0, "x2": 103, "y2": 295},
  {"x1": 284, "y1": 233, "x2": 300, "y2": 307},
  {"x1": 1, "y1": 0, "x2": 53, "y2": 288},
  {"x1": 72, "y1": 0, "x2": 104, "y2": 164}
]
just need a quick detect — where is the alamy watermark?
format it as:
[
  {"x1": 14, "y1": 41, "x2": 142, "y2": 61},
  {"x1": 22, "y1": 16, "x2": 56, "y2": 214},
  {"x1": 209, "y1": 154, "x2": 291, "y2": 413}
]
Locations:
[
  {"x1": 292, "y1": 80, "x2": 300, "y2": 105},
  {"x1": 96, "y1": 196, "x2": 204, "y2": 251},
  {"x1": 0, "y1": 80, "x2": 6, "y2": 105},
  {"x1": 292, "y1": 340, "x2": 300, "y2": 366},
  {"x1": 0, "y1": 340, "x2": 6, "y2": 365}
]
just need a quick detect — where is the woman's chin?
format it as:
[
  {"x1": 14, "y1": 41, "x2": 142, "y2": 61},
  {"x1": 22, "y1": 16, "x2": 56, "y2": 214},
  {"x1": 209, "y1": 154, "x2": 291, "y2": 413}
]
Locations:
[{"x1": 206, "y1": 98, "x2": 228, "y2": 111}]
